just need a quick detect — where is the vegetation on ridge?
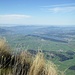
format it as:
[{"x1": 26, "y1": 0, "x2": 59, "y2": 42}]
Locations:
[{"x1": 0, "y1": 38, "x2": 59, "y2": 75}]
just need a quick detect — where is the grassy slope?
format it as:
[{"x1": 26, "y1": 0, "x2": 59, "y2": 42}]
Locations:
[
  {"x1": 7, "y1": 35, "x2": 75, "y2": 51},
  {"x1": 0, "y1": 39, "x2": 58, "y2": 75},
  {"x1": 3, "y1": 35, "x2": 75, "y2": 75},
  {"x1": 52, "y1": 55, "x2": 75, "y2": 75}
]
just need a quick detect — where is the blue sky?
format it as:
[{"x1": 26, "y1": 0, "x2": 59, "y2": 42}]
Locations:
[{"x1": 0, "y1": 0, "x2": 75, "y2": 26}]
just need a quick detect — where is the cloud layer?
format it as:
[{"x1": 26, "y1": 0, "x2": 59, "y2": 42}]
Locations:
[
  {"x1": 0, "y1": 14, "x2": 31, "y2": 24},
  {"x1": 41, "y1": 3, "x2": 75, "y2": 13},
  {"x1": 48, "y1": 6, "x2": 75, "y2": 13},
  {"x1": 0, "y1": 14, "x2": 31, "y2": 19}
]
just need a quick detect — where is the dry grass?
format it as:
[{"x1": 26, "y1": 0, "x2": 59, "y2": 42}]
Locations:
[
  {"x1": 29, "y1": 52, "x2": 58, "y2": 75},
  {"x1": 0, "y1": 38, "x2": 12, "y2": 69},
  {"x1": 13, "y1": 51, "x2": 33, "y2": 75},
  {"x1": 0, "y1": 38, "x2": 60, "y2": 75},
  {"x1": 0, "y1": 38, "x2": 11, "y2": 56},
  {"x1": 46, "y1": 61, "x2": 58, "y2": 75},
  {"x1": 19, "y1": 51, "x2": 33, "y2": 64},
  {"x1": 29, "y1": 53, "x2": 45, "y2": 75}
]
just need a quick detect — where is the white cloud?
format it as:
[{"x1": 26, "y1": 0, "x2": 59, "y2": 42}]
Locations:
[
  {"x1": 49, "y1": 7, "x2": 62, "y2": 13},
  {"x1": 48, "y1": 6, "x2": 75, "y2": 13},
  {"x1": 0, "y1": 14, "x2": 31, "y2": 19},
  {"x1": 41, "y1": 3, "x2": 75, "y2": 13},
  {"x1": 0, "y1": 14, "x2": 31, "y2": 24},
  {"x1": 41, "y1": 3, "x2": 75, "y2": 7}
]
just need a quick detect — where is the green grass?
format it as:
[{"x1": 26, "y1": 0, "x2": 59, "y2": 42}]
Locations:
[
  {"x1": 51, "y1": 55, "x2": 75, "y2": 75},
  {"x1": 6, "y1": 35, "x2": 75, "y2": 52}
]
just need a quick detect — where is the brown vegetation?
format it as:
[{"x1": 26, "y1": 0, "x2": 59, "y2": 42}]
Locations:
[{"x1": 0, "y1": 38, "x2": 59, "y2": 75}]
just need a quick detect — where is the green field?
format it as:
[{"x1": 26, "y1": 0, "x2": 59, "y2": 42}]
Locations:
[
  {"x1": 3, "y1": 35, "x2": 75, "y2": 75},
  {"x1": 0, "y1": 26, "x2": 75, "y2": 75}
]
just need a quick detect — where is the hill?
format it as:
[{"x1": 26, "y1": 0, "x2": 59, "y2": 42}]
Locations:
[
  {"x1": 0, "y1": 39, "x2": 58, "y2": 75},
  {"x1": 0, "y1": 25, "x2": 75, "y2": 75}
]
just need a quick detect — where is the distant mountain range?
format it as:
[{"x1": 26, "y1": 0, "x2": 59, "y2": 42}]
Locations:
[{"x1": 0, "y1": 25, "x2": 75, "y2": 43}]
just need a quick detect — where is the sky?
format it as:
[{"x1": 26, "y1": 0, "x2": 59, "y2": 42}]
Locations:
[{"x1": 0, "y1": 0, "x2": 75, "y2": 26}]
